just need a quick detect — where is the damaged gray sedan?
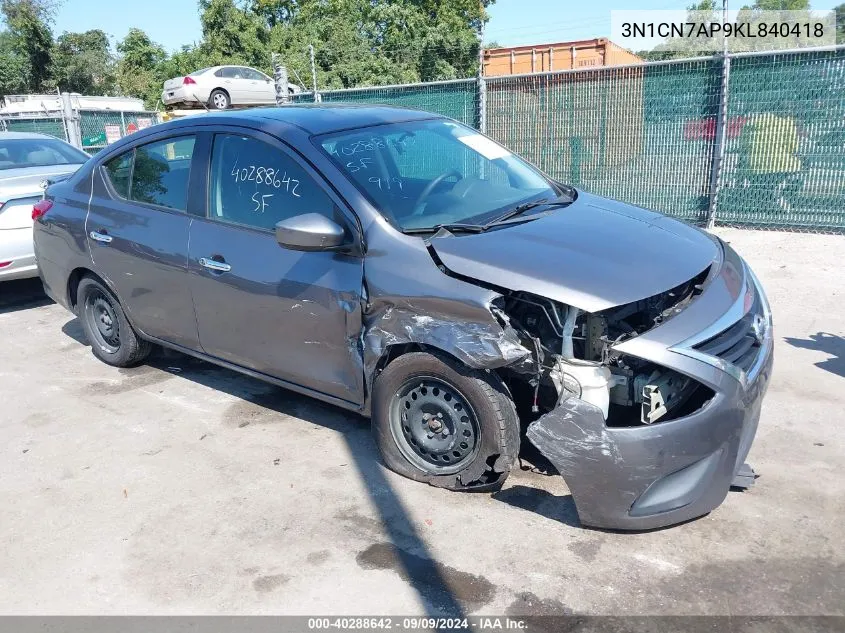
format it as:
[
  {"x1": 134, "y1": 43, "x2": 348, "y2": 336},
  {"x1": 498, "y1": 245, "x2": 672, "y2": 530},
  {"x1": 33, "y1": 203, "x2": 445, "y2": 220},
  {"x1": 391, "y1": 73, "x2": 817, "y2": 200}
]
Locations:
[{"x1": 34, "y1": 105, "x2": 773, "y2": 530}]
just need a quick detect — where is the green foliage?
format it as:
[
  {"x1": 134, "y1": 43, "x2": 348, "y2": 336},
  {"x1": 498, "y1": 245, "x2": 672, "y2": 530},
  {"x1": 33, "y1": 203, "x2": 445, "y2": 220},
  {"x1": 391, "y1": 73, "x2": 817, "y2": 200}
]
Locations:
[
  {"x1": 52, "y1": 29, "x2": 115, "y2": 94},
  {"x1": 262, "y1": 0, "x2": 487, "y2": 88},
  {"x1": 1, "y1": 0, "x2": 55, "y2": 91},
  {"x1": 0, "y1": 30, "x2": 28, "y2": 93},
  {"x1": 116, "y1": 28, "x2": 169, "y2": 108},
  {"x1": 836, "y1": 3, "x2": 845, "y2": 44}
]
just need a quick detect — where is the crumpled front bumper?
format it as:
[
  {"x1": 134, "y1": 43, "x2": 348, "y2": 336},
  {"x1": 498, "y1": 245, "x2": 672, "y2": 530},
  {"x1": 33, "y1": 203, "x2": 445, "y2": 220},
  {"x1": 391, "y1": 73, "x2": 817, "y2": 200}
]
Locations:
[{"x1": 527, "y1": 338, "x2": 772, "y2": 530}]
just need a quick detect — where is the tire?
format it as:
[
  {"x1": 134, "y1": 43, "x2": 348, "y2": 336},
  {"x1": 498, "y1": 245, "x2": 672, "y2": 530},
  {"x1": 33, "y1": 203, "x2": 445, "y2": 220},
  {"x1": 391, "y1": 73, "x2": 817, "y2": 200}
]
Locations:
[
  {"x1": 372, "y1": 351, "x2": 520, "y2": 492},
  {"x1": 77, "y1": 276, "x2": 151, "y2": 368},
  {"x1": 209, "y1": 89, "x2": 230, "y2": 110}
]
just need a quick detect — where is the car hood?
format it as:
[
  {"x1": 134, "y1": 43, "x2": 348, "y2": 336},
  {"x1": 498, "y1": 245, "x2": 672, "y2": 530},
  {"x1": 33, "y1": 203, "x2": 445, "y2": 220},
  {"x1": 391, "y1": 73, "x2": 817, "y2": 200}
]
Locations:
[{"x1": 429, "y1": 191, "x2": 722, "y2": 313}]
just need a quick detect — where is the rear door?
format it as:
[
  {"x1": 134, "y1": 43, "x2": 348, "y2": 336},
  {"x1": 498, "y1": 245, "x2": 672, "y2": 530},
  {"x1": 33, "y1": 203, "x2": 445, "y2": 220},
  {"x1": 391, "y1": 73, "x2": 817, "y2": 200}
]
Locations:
[
  {"x1": 187, "y1": 128, "x2": 365, "y2": 405},
  {"x1": 86, "y1": 133, "x2": 201, "y2": 350},
  {"x1": 221, "y1": 67, "x2": 251, "y2": 104}
]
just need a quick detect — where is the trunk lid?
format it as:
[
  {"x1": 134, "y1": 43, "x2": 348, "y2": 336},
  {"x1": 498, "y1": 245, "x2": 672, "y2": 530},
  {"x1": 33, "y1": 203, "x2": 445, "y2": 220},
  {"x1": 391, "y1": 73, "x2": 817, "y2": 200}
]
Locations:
[{"x1": 0, "y1": 165, "x2": 81, "y2": 229}]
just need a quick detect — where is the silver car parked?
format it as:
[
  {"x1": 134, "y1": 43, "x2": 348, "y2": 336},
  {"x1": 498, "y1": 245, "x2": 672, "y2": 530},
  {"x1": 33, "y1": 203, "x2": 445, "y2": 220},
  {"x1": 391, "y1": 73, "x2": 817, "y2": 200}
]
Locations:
[
  {"x1": 161, "y1": 65, "x2": 301, "y2": 110},
  {"x1": 0, "y1": 132, "x2": 87, "y2": 281}
]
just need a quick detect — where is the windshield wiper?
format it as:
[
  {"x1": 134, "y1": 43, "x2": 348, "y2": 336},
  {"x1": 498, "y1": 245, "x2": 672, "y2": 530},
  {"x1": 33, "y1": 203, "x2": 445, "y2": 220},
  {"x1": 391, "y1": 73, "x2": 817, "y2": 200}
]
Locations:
[
  {"x1": 403, "y1": 223, "x2": 485, "y2": 235},
  {"x1": 481, "y1": 196, "x2": 573, "y2": 230}
]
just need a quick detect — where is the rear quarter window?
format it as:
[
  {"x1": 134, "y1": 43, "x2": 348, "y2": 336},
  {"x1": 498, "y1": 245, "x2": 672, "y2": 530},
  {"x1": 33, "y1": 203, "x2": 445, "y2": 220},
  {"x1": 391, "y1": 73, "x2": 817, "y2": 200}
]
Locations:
[{"x1": 104, "y1": 152, "x2": 131, "y2": 198}]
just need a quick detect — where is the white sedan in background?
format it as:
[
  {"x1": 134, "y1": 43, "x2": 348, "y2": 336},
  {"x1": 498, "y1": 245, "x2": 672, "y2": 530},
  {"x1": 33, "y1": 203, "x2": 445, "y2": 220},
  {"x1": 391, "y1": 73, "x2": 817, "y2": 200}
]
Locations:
[
  {"x1": 161, "y1": 65, "x2": 302, "y2": 110},
  {"x1": 0, "y1": 132, "x2": 87, "y2": 281}
]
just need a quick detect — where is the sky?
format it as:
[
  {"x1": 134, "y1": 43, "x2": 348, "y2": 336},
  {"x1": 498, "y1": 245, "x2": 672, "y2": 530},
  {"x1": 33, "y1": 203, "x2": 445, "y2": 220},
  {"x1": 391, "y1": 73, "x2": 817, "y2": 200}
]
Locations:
[{"x1": 48, "y1": 0, "x2": 843, "y2": 53}]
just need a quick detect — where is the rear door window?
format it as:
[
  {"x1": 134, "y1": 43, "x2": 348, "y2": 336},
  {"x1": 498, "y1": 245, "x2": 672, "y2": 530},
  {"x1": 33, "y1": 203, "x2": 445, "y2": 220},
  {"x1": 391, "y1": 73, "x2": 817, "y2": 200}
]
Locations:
[{"x1": 102, "y1": 136, "x2": 196, "y2": 211}]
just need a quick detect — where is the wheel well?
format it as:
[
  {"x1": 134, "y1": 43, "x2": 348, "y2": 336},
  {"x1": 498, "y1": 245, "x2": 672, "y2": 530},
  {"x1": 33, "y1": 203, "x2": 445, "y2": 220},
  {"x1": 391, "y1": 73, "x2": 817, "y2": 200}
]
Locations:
[
  {"x1": 210, "y1": 87, "x2": 229, "y2": 101},
  {"x1": 373, "y1": 343, "x2": 501, "y2": 382},
  {"x1": 67, "y1": 267, "x2": 106, "y2": 311}
]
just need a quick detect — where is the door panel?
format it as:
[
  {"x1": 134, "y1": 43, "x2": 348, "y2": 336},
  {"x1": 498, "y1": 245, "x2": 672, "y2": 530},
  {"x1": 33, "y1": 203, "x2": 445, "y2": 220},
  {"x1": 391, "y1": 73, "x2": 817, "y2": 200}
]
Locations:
[
  {"x1": 187, "y1": 130, "x2": 365, "y2": 404},
  {"x1": 86, "y1": 135, "x2": 199, "y2": 349},
  {"x1": 188, "y1": 220, "x2": 363, "y2": 403}
]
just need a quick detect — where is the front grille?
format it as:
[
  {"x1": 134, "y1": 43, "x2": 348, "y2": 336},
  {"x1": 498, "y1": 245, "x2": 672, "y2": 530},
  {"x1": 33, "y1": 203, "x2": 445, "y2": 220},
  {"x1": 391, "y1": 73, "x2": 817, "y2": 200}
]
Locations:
[{"x1": 694, "y1": 289, "x2": 764, "y2": 374}]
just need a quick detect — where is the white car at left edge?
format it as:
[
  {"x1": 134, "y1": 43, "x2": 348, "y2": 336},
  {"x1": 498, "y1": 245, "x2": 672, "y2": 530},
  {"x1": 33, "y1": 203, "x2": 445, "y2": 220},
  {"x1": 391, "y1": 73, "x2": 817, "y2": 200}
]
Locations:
[{"x1": 0, "y1": 131, "x2": 88, "y2": 281}]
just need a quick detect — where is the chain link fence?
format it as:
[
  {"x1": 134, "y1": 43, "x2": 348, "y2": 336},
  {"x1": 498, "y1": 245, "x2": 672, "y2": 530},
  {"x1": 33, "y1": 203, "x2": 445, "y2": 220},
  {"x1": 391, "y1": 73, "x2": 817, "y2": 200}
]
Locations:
[
  {"x1": 1, "y1": 98, "x2": 161, "y2": 155},
  {"x1": 293, "y1": 78, "x2": 480, "y2": 128},
  {"x1": 303, "y1": 46, "x2": 845, "y2": 233},
  {"x1": 78, "y1": 110, "x2": 160, "y2": 153}
]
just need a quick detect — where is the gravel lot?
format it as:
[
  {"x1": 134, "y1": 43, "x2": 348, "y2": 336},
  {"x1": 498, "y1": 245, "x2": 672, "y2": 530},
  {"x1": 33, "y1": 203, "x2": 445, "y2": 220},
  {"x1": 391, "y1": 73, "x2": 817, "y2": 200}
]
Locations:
[{"x1": 0, "y1": 227, "x2": 842, "y2": 616}]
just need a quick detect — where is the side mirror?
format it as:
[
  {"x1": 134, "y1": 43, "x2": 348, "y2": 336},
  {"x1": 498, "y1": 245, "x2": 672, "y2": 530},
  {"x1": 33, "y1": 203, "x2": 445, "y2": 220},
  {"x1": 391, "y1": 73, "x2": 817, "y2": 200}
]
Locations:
[{"x1": 275, "y1": 213, "x2": 346, "y2": 251}]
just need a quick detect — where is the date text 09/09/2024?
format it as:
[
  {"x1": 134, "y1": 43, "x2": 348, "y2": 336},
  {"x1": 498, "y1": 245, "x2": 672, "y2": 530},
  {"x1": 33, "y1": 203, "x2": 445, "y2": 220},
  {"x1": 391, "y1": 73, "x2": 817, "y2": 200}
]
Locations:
[{"x1": 307, "y1": 617, "x2": 529, "y2": 630}]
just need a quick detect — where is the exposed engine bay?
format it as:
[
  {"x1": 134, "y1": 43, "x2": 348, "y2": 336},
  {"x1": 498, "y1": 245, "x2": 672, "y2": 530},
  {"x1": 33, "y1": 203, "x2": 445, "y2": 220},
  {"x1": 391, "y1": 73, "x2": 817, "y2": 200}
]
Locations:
[{"x1": 499, "y1": 267, "x2": 714, "y2": 426}]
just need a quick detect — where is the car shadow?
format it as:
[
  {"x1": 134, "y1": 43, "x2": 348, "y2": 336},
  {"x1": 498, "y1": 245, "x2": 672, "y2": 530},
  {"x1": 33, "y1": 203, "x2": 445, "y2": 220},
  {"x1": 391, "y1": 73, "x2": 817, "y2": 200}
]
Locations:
[
  {"x1": 61, "y1": 317, "x2": 87, "y2": 345},
  {"x1": 784, "y1": 332, "x2": 845, "y2": 378},
  {"x1": 0, "y1": 278, "x2": 53, "y2": 314},
  {"x1": 491, "y1": 484, "x2": 581, "y2": 528},
  {"x1": 73, "y1": 340, "x2": 469, "y2": 616}
]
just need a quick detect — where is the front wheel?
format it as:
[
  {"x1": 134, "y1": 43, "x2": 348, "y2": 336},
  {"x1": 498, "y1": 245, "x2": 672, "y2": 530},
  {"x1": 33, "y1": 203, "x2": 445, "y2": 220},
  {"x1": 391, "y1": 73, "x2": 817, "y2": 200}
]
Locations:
[
  {"x1": 372, "y1": 351, "x2": 520, "y2": 491},
  {"x1": 77, "y1": 276, "x2": 151, "y2": 367}
]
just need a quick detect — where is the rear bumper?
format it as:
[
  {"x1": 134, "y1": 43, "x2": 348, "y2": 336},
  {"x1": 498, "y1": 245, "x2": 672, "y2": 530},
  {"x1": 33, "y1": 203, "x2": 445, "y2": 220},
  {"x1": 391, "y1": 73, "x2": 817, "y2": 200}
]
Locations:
[
  {"x1": 527, "y1": 339, "x2": 773, "y2": 530},
  {"x1": 0, "y1": 227, "x2": 38, "y2": 280},
  {"x1": 161, "y1": 87, "x2": 200, "y2": 106}
]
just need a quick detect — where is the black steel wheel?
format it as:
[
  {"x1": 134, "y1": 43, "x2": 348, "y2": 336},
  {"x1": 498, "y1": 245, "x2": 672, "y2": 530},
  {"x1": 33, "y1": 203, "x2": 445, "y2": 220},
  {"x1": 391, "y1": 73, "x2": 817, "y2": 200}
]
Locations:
[
  {"x1": 372, "y1": 351, "x2": 520, "y2": 491},
  {"x1": 84, "y1": 289, "x2": 121, "y2": 354},
  {"x1": 388, "y1": 375, "x2": 480, "y2": 475},
  {"x1": 77, "y1": 276, "x2": 151, "y2": 367}
]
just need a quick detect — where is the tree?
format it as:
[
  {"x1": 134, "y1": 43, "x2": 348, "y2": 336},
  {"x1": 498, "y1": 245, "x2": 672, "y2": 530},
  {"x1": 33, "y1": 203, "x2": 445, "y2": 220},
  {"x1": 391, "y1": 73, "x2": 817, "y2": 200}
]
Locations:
[
  {"x1": 51, "y1": 29, "x2": 115, "y2": 94},
  {"x1": 0, "y1": 0, "x2": 55, "y2": 92},
  {"x1": 0, "y1": 30, "x2": 28, "y2": 94},
  {"x1": 835, "y1": 3, "x2": 845, "y2": 44},
  {"x1": 259, "y1": 0, "x2": 489, "y2": 89},
  {"x1": 116, "y1": 28, "x2": 168, "y2": 107},
  {"x1": 199, "y1": 0, "x2": 269, "y2": 69}
]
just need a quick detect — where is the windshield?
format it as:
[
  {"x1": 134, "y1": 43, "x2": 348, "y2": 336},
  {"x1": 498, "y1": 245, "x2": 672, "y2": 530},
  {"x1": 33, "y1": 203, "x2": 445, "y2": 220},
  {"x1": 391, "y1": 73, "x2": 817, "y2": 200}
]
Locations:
[
  {"x1": 0, "y1": 138, "x2": 88, "y2": 170},
  {"x1": 318, "y1": 119, "x2": 558, "y2": 231}
]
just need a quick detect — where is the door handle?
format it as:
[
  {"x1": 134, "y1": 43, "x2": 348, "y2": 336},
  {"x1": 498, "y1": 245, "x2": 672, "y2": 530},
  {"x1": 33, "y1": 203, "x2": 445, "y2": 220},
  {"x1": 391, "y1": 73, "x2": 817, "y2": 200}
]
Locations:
[
  {"x1": 199, "y1": 257, "x2": 231, "y2": 273},
  {"x1": 89, "y1": 230, "x2": 113, "y2": 244}
]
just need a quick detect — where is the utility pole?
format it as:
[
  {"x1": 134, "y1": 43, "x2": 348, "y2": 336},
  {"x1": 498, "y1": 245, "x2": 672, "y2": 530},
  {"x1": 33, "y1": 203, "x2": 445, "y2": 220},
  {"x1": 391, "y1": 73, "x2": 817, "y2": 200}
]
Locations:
[
  {"x1": 308, "y1": 44, "x2": 319, "y2": 103},
  {"x1": 706, "y1": 0, "x2": 730, "y2": 229},
  {"x1": 272, "y1": 53, "x2": 290, "y2": 106},
  {"x1": 477, "y1": 4, "x2": 487, "y2": 134}
]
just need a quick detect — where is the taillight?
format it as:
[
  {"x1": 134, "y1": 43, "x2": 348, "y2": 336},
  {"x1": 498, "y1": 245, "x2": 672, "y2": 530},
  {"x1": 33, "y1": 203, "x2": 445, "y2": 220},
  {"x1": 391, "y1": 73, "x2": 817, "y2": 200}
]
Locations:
[
  {"x1": 32, "y1": 199, "x2": 53, "y2": 220},
  {"x1": 183, "y1": 76, "x2": 196, "y2": 85}
]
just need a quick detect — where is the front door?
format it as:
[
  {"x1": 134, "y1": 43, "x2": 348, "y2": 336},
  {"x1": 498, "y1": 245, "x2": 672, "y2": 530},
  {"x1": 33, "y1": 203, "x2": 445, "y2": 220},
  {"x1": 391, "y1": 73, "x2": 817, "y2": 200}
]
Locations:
[
  {"x1": 187, "y1": 130, "x2": 365, "y2": 405},
  {"x1": 87, "y1": 134, "x2": 200, "y2": 349}
]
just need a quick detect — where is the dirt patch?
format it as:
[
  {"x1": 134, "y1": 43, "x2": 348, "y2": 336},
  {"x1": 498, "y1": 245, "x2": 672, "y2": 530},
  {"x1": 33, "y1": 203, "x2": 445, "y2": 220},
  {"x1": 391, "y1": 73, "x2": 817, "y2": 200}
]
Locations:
[{"x1": 252, "y1": 574, "x2": 290, "y2": 593}]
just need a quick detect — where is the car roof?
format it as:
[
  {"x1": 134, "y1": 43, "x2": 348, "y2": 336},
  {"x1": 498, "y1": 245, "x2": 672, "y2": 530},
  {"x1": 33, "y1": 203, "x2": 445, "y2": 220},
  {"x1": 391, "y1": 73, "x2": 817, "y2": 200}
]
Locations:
[
  {"x1": 0, "y1": 131, "x2": 57, "y2": 140},
  {"x1": 165, "y1": 104, "x2": 442, "y2": 136}
]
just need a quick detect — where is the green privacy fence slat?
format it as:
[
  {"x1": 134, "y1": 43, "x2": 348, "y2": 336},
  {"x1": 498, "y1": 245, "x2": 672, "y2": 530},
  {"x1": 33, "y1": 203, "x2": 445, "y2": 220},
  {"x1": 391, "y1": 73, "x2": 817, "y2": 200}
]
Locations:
[
  {"x1": 486, "y1": 59, "x2": 721, "y2": 223},
  {"x1": 308, "y1": 48, "x2": 844, "y2": 232},
  {"x1": 718, "y1": 49, "x2": 845, "y2": 231},
  {"x1": 3, "y1": 117, "x2": 69, "y2": 141},
  {"x1": 295, "y1": 79, "x2": 479, "y2": 127}
]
